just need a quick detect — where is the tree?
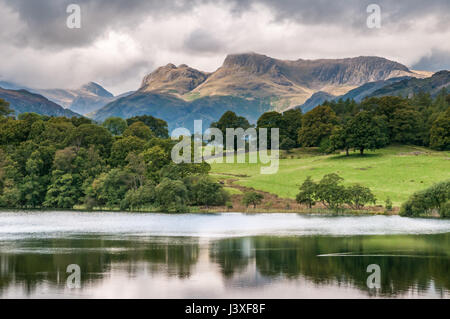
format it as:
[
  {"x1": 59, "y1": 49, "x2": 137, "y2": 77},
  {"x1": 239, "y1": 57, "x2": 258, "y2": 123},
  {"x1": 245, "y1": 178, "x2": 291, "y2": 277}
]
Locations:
[
  {"x1": 296, "y1": 176, "x2": 316, "y2": 208},
  {"x1": 185, "y1": 175, "x2": 229, "y2": 207},
  {"x1": 345, "y1": 184, "x2": 376, "y2": 209},
  {"x1": 103, "y1": 117, "x2": 128, "y2": 135},
  {"x1": 241, "y1": 191, "x2": 264, "y2": 208},
  {"x1": 155, "y1": 178, "x2": 188, "y2": 212},
  {"x1": 390, "y1": 107, "x2": 424, "y2": 144},
  {"x1": 211, "y1": 111, "x2": 252, "y2": 135},
  {"x1": 429, "y1": 109, "x2": 450, "y2": 150},
  {"x1": 90, "y1": 168, "x2": 133, "y2": 208},
  {"x1": 66, "y1": 123, "x2": 112, "y2": 156},
  {"x1": 127, "y1": 115, "x2": 169, "y2": 139},
  {"x1": 123, "y1": 121, "x2": 154, "y2": 140},
  {"x1": 282, "y1": 109, "x2": 302, "y2": 146},
  {"x1": 110, "y1": 136, "x2": 146, "y2": 167},
  {"x1": 315, "y1": 173, "x2": 346, "y2": 210},
  {"x1": 344, "y1": 111, "x2": 389, "y2": 155},
  {"x1": 0, "y1": 98, "x2": 13, "y2": 117},
  {"x1": 298, "y1": 106, "x2": 338, "y2": 147}
]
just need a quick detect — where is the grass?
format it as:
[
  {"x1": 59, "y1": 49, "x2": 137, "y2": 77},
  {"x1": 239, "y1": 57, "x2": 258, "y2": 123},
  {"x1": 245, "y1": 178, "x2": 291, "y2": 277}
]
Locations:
[{"x1": 210, "y1": 145, "x2": 450, "y2": 206}]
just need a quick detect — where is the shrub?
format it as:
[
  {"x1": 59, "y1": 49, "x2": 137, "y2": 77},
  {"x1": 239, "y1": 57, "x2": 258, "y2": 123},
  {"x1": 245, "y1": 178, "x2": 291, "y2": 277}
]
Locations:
[
  {"x1": 296, "y1": 176, "x2": 316, "y2": 208},
  {"x1": 315, "y1": 173, "x2": 346, "y2": 211},
  {"x1": 242, "y1": 192, "x2": 264, "y2": 208},
  {"x1": 400, "y1": 180, "x2": 450, "y2": 217},
  {"x1": 385, "y1": 197, "x2": 393, "y2": 211},
  {"x1": 345, "y1": 184, "x2": 376, "y2": 210}
]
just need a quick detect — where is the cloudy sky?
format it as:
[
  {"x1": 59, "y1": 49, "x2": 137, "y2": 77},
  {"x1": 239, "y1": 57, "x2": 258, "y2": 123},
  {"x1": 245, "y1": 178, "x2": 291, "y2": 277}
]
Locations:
[{"x1": 0, "y1": 0, "x2": 449, "y2": 95}]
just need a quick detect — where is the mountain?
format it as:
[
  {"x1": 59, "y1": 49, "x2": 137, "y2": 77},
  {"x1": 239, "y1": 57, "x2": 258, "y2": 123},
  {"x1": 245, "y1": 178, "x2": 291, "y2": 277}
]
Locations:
[
  {"x1": 368, "y1": 70, "x2": 450, "y2": 98},
  {"x1": 0, "y1": 87, "x2": 80, "y2": 117},
  {"x1": 38, "y1": 82, "x2": 116, "y2": 115},
  {"x1": 189, "y1": 53, "x2": 424, "y2": 109},
  {"x1": 93, "y1": 53, "x2": 428, "y2": 130},
  {"x1": 0, "y1": 80, "x2": 123, "y2": 115}
]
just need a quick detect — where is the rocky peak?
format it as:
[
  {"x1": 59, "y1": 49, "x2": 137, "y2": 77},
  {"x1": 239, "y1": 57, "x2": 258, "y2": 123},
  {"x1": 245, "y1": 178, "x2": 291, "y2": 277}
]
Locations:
[
  {"x1": 140, "y1": 63, "x2": 208, "y2": 95},
  {"x1": 79, "y1": 82, "x2": 113, "y2": 98}
]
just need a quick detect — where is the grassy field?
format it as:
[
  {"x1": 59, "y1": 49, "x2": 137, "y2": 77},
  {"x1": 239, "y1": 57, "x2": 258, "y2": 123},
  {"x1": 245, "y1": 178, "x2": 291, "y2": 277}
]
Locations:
[{"x1": 210, "y1": 145, "x2": 450, "y2": 206}]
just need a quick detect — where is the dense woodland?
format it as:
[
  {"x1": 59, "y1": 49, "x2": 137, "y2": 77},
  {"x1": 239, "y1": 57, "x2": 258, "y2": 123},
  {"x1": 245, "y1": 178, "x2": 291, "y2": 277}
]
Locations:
[{"x1": 0, "y1": 88, "x2": 449, "y2": 213}]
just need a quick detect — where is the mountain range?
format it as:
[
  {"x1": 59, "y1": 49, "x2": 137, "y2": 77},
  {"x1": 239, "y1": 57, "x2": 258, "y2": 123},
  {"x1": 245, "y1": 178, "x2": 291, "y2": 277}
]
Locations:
[
  {"x1": 0, "y1": 81, "x2": 131, "y2": 116},
  {"x1": 1, "y1": 52, "x2": 448, "y2": 131}
]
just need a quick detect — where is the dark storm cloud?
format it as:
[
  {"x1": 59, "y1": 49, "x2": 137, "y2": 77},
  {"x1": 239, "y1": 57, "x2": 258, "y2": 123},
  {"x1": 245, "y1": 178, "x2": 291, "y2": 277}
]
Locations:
[
  {"x1": 4, "y1": 0, "x2": 450, "y2": 49},
  {"x1": 2, "y1": 0, "x2": 208, "y2": 48},
  {"x1": 413, "y1": 49, "x2": 450, "y2": 72},
  {"x1": 233, "y1": 0, "x2": 450, "y2": 27}
]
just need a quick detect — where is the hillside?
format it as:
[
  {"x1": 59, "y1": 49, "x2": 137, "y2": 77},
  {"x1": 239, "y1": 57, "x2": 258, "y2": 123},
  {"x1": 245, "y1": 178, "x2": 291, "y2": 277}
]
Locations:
[
  {"x1": 210, "y1": 146, "x2": 450, "y2": 206},
  {"x1": 369, "y1": 70, "x2": 450, "y2": 98},
  {"x1": 0, "y1": 87, "x2": 80, "y2": 117}
]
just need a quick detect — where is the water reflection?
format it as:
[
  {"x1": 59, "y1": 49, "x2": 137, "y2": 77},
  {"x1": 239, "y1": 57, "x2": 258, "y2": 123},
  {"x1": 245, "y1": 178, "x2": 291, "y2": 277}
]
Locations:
[{"x1": 0, "y1": 234, "x2": 448, "y2": 298}]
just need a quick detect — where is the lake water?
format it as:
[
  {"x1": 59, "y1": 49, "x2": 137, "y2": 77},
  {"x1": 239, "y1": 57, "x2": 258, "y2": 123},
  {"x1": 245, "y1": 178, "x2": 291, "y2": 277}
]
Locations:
[{"x1": 0, "y1": 211, "x2": 449, "y2": 298}]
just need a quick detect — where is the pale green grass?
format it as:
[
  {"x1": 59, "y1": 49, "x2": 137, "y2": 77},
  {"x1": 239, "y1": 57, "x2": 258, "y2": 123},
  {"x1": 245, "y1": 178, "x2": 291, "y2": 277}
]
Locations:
[{"x1": 210, "y1": 145, "x2": 450, "y2": 206}]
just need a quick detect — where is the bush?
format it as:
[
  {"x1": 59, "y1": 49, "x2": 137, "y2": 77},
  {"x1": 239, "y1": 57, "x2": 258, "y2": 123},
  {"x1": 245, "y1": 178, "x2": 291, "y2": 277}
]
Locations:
[
  {"x1": 345, "y1": 184, "x2": 376, "y2": 209},
  {"x1": 242, "y1": 192, "x2": 264, "y2": 208},
  {"x1": 400, "y1": 180, "x2": 450, "y2": 217},
  {"x1": 315, "y1": 173, "x2": 346, "y2": 211},
  {"x1": 155, "y1": 178, "x2": 189, "y2": 213},
  {"x1": 296, "y1": 176, "x2": 316, "y2": 208},
  {"x1": 385, "y1": 197, "x2": 393, "y2": 211}
]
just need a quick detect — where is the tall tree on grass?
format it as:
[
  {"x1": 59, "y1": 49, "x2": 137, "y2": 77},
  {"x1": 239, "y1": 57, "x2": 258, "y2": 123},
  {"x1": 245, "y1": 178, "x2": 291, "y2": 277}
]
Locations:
[
  {"x1": 344, "y1": 111, "x2": 389, "y2": 155},
  {"x1": 296, "y1": 176, "x2": 316, "y2": 208},
  {"x1": 429, "y1": 109, "x2": 450, "y2": 150},
  {"x1": 242, "y1": 191, "x2": 264, "y2": 209},
  {"x1": 298, "y1": 105, "x2": 337, "y2": 147}
]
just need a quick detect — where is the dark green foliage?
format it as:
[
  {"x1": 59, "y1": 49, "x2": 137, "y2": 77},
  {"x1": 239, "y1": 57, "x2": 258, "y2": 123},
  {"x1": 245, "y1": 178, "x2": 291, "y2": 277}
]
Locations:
[
  {"x1": 296, "y1": 176, "x2": 316, "y2": 208},
  {"x1": 211, "y1": 111, "x2": 252, "y2": 135},
  {"x1": 241, "y1": 192, "x2": 264, "y2": 208},
  {"x1": 315, "y1": 173, "x2": 346, "y2": 210},
  {"x1": 429, "y1": 109, "x2": 450, "y2": 150},
  {"x1": 298, "y1": 105, "x2": 338, "y2": 147},
  {"x1": 155, "y1": 178, "x2": 189, "y2": 212},
  {"x1": 345, "y1": 184, "x2": 376, "y2": 209},
  {"x1": 185, "y1": 175, "x2": 229, "y2": 207},
  {"x1": 123, "y1": 121, "x2": 154, "y2": 140},
  {"x1": 0, "y1": 98, "x2": 13, "y2": 116},
  {"x1": 0, "y1": 113, "x2": 220, "y2": 211},
  {"x1": 385, "y1": 197, "x2": 393, "y2": 211},
  {"x1": 400, "y1": 180, "x2": 450, "y2": 218},
  {"x1": 296, "y1": 174, "x2": 376, "y2": 211},
  {"x1": 127, "y1": 115, "x2": 169, "y2": 139},
  {"x1": 103, "y1": 117, "x2": 128, "y2": 135}
]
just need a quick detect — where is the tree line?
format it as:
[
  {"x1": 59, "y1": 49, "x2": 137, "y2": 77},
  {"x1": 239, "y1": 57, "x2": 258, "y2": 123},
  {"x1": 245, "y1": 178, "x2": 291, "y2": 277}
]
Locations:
[
  {"x1": 0, "y1": 101, "x2": 228, "y2": 212},
  {"x1": 223, "y1": 89, "x2": 449, "y2": 153}
]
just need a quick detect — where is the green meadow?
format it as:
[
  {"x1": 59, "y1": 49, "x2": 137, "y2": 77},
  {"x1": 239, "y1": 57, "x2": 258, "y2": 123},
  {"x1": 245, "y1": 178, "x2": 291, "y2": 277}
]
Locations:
[{"x1": 210, "y1": 145, "x2": 450, "y2": 206}]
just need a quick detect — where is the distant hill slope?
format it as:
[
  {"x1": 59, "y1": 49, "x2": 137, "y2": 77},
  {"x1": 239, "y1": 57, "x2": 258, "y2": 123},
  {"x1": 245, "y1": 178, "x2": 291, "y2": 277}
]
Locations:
[
  {"x1": 297, "y1": 76, "x2": 413, "y2": 112},
  {"x1": 0, "y1": 87, "x2": 80, "y2": 117},
  {"x1": 369, "y1": 70, "x2": 450, "y2": 98},
  {"x1": 93, "y1": 92, "x2": 272, "y2": 132},
  {"x1": 296, "y1": 72, "x2": 450, "y2": 112}
]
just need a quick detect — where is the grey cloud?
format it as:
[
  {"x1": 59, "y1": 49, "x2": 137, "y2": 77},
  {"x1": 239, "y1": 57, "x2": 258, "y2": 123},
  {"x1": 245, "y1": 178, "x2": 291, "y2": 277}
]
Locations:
[
  {"x1": 413, "y1": 49, "x2": 450, "y2": 71},
  {"x1": 183, "y1": 29, "x2": 225, "y2": 54},
  {"x1": 3, "y1": 0, "x2": 450, "y2": 49},
  {"x1": 2, "y1": 0, "x2": 209, "y2": 48}
]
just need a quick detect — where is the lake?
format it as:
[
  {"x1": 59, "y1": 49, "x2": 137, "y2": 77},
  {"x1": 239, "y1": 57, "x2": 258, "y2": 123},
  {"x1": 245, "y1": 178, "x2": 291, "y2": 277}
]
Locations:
[{"x1": 0, "y1": 211, "x2": 449, "y2": 298}]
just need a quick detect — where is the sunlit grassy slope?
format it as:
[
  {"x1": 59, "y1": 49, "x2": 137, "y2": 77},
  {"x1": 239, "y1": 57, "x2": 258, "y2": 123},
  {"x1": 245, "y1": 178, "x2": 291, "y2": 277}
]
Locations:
[{"x1": 210, "y1": 145, "x2": 450, "y2": 206}]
